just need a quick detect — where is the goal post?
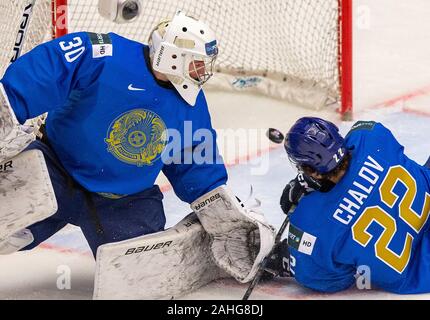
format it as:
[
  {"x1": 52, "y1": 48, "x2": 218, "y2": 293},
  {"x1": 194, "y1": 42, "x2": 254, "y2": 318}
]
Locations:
[
  {"x1": 52, "y1": 0, "x2": 68, "y2": 39},
  {"x1": 2, "y1": 0, "x2": 353, "y2": 118},
  {"x1": 339, "y1": 0, "x2": 353, "y2": 120}
]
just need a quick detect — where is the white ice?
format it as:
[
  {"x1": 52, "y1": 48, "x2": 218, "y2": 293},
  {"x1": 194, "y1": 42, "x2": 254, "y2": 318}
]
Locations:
[{"x1": 2, "y1": 0, "x2": 430, "y2": 300}]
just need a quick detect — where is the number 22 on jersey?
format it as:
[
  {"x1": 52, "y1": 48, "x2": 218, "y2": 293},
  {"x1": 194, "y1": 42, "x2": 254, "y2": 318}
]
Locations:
[{"x1": 352, "y1": 165, "x2": 430, "y2": 273}]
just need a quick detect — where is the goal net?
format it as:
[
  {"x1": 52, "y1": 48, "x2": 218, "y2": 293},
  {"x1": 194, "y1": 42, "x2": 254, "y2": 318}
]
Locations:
[{"x1": 0, "y1": 0, "x2": 352, "y2": 116}]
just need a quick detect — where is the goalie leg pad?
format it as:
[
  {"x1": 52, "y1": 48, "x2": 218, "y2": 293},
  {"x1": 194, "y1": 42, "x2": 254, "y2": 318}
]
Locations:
[
  {"x1": 93, "y1": 213, "x2": 227, "y2": 300},
  {"x1": 0, "y1": 149, "x2": 58, "y2": 242},
  {"x1": 0, "y1": 229, "x2": 34, "y2": 255}
]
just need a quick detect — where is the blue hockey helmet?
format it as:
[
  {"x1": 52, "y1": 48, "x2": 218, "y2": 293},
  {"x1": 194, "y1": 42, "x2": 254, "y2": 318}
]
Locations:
[{"x1": 284, "y1": 117, "x2": 346, "y2": 174}]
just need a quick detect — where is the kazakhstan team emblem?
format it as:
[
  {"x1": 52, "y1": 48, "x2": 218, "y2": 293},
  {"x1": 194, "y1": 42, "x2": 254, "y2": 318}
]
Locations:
[{"x1": 105, "y1": 109, "x2": 168, "y2": 166}]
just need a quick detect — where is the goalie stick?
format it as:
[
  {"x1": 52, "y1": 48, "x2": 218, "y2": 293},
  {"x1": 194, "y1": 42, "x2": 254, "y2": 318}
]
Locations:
[
  {"x1": 9, "y1": 0, "x2": 47, "y2": 138},
  {"x1": 241, "y1": 202, "x2": 294, "y2": 300},
  {"x1": 11, "y1": 0, "x2": 37, "y2": 63}
]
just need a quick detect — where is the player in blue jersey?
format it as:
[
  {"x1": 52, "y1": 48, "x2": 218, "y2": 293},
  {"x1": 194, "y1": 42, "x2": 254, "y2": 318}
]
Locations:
[
  {"x1": 0, "y1": 11, "x2": 275, "y2": 288},
  {"x1": 267, "y1": 117, "x2": 430, "y2": 294}
]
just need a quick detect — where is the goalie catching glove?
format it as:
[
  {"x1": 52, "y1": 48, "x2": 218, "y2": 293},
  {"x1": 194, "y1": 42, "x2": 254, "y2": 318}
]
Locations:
[{"x1": 191, "y1": 185, "x2": 276, "y2": 283}]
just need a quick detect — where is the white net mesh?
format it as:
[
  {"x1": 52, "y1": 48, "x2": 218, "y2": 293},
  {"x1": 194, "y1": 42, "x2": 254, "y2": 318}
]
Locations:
[
  {"x1": 0, "y1": 0, "x2": 342, "y2": 109},
  {"x1": 0, "y1": 0, "x2": 51, "y2": 78}
]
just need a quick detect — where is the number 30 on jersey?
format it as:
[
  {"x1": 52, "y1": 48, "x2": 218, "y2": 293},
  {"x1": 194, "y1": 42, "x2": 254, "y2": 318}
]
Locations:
[{"x1": 59, "y1": 37, "x2": 85, "y2": 63}]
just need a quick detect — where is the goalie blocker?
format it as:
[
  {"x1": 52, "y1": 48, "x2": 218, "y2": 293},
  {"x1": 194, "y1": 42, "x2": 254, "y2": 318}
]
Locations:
[{"x1": 0, "y1": 83, "x2": 39, "y2": 164}]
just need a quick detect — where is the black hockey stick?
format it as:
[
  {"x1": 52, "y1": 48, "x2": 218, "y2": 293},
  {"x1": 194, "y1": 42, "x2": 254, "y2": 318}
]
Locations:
[
  {"x1": 242, "y1": 202, "x2": 294, "y2": 300},
  {"x1": 9, "y1": 0, "x2": 47, "y2": 139},
  {"x1": 11, "y1": 0, "x2": 36, "y2": 63}
]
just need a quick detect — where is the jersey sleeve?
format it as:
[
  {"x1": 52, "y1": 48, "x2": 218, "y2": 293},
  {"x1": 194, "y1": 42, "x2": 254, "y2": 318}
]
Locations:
[
  {"x1": 0, "y1": 32, "x2": 107, "y2": 124},
  {"x1": 162, "y1": 93, "x2": 228, "y2": 204}
]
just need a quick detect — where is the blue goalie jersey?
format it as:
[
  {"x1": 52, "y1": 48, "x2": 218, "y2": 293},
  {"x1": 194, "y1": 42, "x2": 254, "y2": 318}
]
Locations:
[
  {"x1": 288, "y1": 121, "x2": 430, "y2": 294},
  {"x1": 0, "y1": 32, "x2": 227, "y2": 202}
]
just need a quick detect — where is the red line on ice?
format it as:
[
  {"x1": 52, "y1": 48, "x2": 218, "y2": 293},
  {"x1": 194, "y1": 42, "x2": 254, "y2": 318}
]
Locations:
[
  {"x1": 368, "y1": 84, "x2": 430, "y2": 110},
  {"x1": 402, "y1": 106, "x2": 430, "y2": 117},
  {"x1": 39, "y1": 243, "x2": 93, "y2": 257}
]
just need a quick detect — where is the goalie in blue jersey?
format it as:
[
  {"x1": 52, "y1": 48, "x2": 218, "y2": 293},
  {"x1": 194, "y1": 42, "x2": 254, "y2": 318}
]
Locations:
[
  {"x1": 269, "y1": 117, "x2": 430, "y2": 294},
  {"x1": 0, "y1": 10, "x2": 275, "y2": 297}
]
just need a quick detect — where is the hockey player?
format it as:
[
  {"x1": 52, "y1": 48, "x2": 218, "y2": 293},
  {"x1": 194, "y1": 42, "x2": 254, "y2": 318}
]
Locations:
[
  {"x1": 0, "y1": 11, "x2": 275, "y2": 295},
  {"x1": 270, "y1": 117, "x2": 430, "y2": 294}
]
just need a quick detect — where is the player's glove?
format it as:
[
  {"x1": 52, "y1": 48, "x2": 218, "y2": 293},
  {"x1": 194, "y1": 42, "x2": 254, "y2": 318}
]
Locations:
[
  {"x1": 192, "y1": 185, "x2": 276, "y2": 283},
  {"x1": 261, "y1": 238, "x2": 292, "y2": 281},
  {"x1": 280, "y1": 173, "x2": 322, "y2": 214}
]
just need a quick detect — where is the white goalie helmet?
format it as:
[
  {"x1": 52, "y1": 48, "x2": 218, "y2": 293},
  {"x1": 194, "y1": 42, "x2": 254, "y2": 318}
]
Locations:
[{"x1": 149, "y1": 11, "x2": 218, "y2": 106}]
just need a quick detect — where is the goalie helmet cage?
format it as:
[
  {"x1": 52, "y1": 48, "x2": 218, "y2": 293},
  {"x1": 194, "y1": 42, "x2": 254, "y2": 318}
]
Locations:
[{"x1": 1, "y1": 0, "x2": 353, "y2": 119}]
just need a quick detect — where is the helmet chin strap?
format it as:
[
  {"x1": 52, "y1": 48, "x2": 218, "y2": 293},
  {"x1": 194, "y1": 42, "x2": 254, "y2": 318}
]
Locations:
[
  {"x1": 318, "y1": 179, "x2": 336, "y2": 193},
  {"x1": 297, "y1": 167, "x2": 337, "y2": 193}
]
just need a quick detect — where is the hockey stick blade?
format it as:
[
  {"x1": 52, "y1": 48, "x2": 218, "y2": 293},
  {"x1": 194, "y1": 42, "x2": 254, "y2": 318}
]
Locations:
[
  {"x1": 242, "y1": 203, "x2": 295, "y2": 300},
  {"x1": 266, "y1": 128, "x2": 285, "y2": 144}
]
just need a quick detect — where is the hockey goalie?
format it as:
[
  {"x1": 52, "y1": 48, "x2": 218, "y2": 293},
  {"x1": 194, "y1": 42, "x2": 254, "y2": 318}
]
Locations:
[{"x1": 0, "y1": 9, "x2": 275, "y2": 299}]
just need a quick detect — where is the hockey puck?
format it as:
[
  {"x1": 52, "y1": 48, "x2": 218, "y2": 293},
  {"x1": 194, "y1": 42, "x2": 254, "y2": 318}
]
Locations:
[{"x1": 266, "y1": 128, "x2": 285, "y2": 144}]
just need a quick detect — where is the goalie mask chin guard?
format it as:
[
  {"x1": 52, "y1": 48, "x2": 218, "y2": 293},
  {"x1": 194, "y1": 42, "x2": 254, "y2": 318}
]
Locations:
[{"x1": 149, "y1": 11, "x2": 218, "y2": 106}]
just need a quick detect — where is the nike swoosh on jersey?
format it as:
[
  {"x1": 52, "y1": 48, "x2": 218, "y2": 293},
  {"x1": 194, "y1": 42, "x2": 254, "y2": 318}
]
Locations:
[{"x1": 128, "y1": 84, "x2": 146, "y2": 91}]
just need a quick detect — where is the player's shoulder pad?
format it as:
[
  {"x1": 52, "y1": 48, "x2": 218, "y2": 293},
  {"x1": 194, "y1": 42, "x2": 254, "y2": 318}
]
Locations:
[
  {"x1": 86, "y1": 32, "x2": 113, "y2": 59},
  {"x1": 349, "y1": 120, "x2": 377, "y2": 133},
  {"x1": 345, "y1": 120, "x2": 377, "y2": 138}
]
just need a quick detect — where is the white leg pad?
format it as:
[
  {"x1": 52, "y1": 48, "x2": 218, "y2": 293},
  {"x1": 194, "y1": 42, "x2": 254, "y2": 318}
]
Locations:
[
  {"x1": 0, "y1": 229, "x2": 34, "y2": 255},
  {"x1": 0, "y1": 149, "x2": 58, "y2": 241},
  {"x1": 93, "y1": 213, "x2": 228, "y2": 300}
]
